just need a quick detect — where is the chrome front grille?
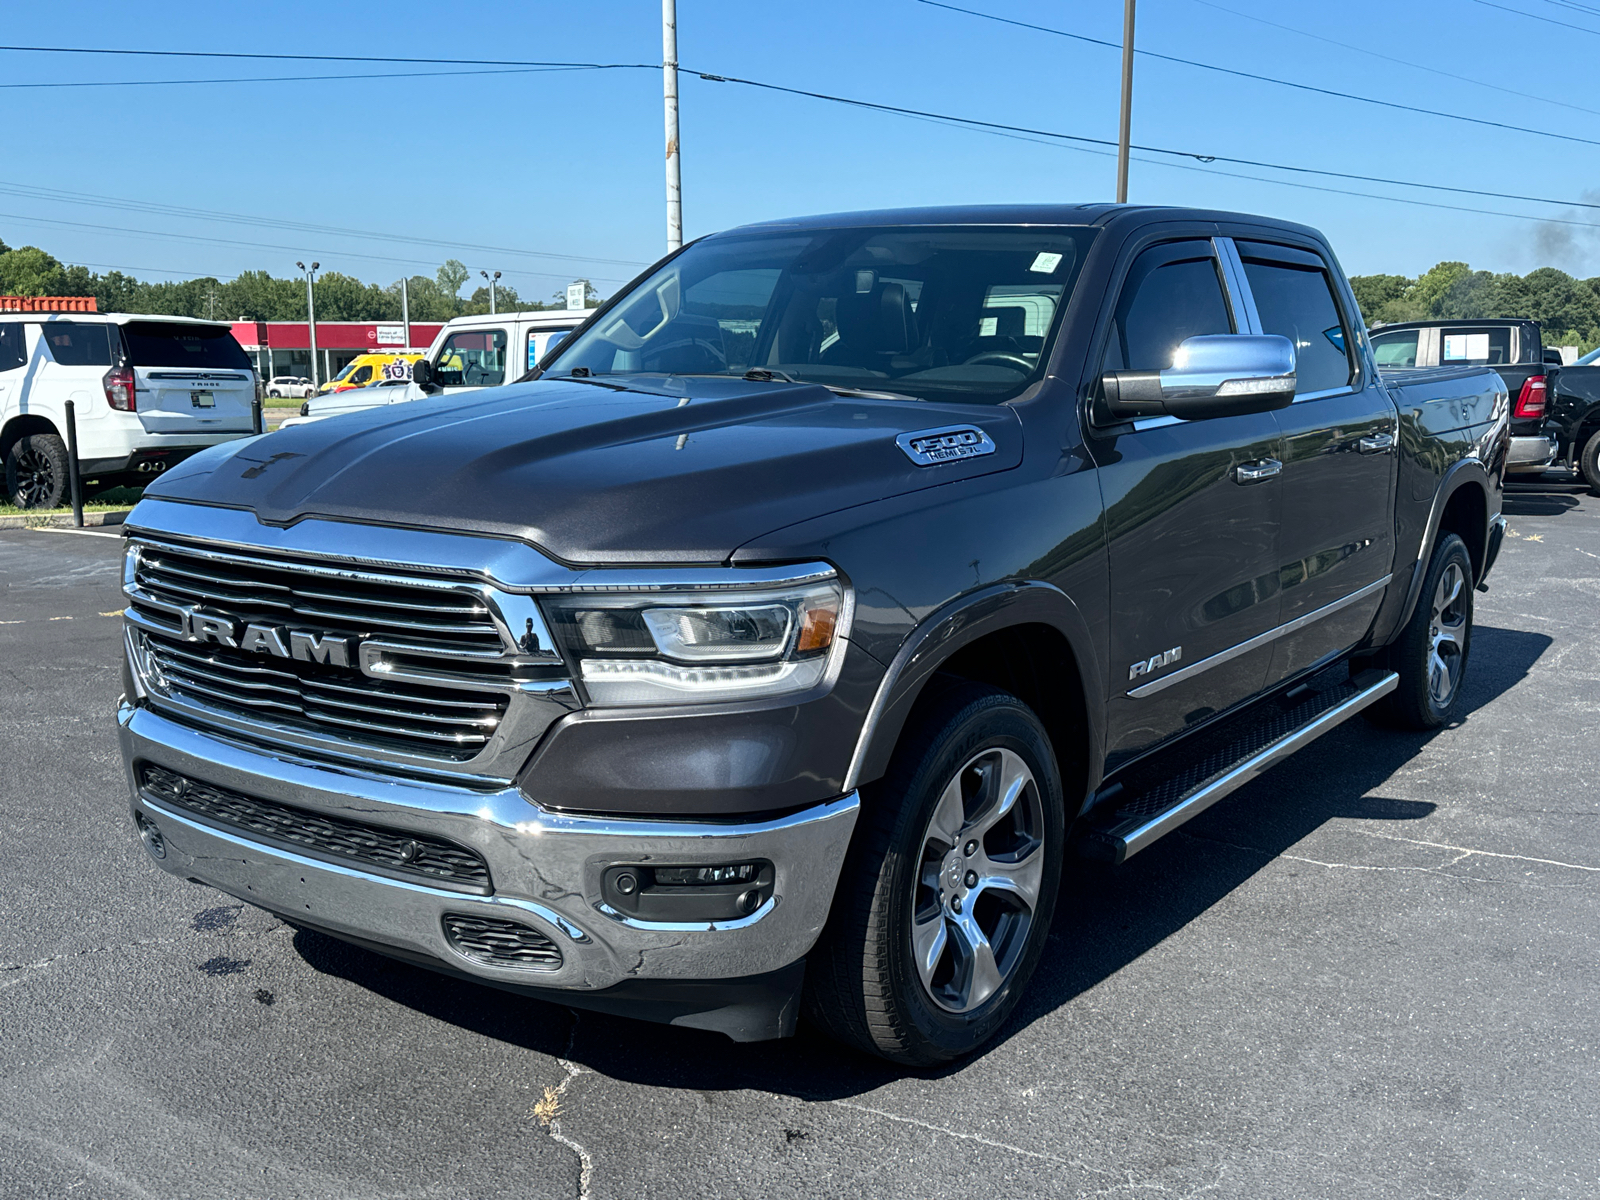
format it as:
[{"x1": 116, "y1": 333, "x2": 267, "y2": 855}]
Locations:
[
  {"x1": 142, "y1": 635, "x2": 508, "y2": 759},
  {"x1": 122, "y1": 534, "x2": 575, "y2": 778},
  {"x1": 131, "y1": 540, "x2": 506, "y2": 659}
]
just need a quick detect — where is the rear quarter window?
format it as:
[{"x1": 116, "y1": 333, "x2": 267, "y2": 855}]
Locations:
[
  {"x1": 39, "y1": 321, "x2": 115, "y2": 367},
  {"x1": 121, "y1": 322, "x2": 251, "y2": 369}
]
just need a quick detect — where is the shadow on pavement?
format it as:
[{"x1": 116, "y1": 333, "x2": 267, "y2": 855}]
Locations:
[
  {"x1": 294, "y1": 624, "x2": 1551, "y2": 1098},
  {"x1": 1504, "y1": 471, "x2": 1588, "y2": 518}
]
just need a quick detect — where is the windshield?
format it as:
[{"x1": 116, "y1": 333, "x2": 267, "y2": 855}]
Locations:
[{"x1": 543, "y1": 224, "x2": 1097, "y2": 403}]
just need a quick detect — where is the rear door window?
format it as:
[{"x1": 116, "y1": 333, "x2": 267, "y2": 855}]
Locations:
[
  {"x1": 1238, "y1": 258, "x2": 1353, "y2": 395},
  {"x1": 121, "y1": 322, "x2": 252, "y2": 369},
  {"x1": 0, "y1": 322, "x2": 26, "y2": 371},
  {"x1": 435, "y1": 329, "x2": 508, "y2": 387},
  {"x1": 1370, "y1": 329, "x2": 1420, "y2": 369},
  {"x1": 39, "y1": 321, "x2": 116, "y2": 367},
  {"x1": 1439, "y1": 326, "x2": 1512, "y2": 366}
]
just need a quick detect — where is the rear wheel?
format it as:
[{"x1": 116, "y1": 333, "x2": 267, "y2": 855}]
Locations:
[
  {"x1": 1577, "y1": 428, "x2": 1600, "y2": 497},
  {"x1": 804, "y1": 683, "x2": 1064, "y2": 1066},
  {"x1": 5, "y1": 432, "x2": 70, "y2": 509},
  {"x1": 1368, "y1": 532, "x2": 1473, "y2": 730}
]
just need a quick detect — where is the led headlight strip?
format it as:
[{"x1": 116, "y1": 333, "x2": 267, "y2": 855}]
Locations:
[{"x1": 543, "y1": 578, "x2": 848, "y2": 706}]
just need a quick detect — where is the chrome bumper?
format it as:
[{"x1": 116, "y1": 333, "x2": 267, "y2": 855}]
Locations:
[
  {"x1": 117, "y1": 702, "x2": 859, "y2": 994},
  {"x1": 1506, "y1": 434, "x2": 1559, "y2": 472}
]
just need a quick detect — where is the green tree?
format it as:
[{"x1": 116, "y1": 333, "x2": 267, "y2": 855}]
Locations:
[
  {"x1": 435, "y1": 259, "x2": 470, "y2": 299},
  {"x1": 0, "y1": 245, "x2": 68, "y2": 296},
  {"x1": 1349, "y1": 273, "x2": 1411, "y2": 323}
]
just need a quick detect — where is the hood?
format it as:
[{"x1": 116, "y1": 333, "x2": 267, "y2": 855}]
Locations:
[{"x1": 146, "y1": 376, "x2": 1023, "y2": 564}]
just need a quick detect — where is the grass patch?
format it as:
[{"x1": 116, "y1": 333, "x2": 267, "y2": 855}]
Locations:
[{"x1": 0, "y1": 484, "x2": 144, "y2": 517}]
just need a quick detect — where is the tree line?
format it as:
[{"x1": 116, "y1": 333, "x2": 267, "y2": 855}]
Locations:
[
  {"x1": 0, "y1": 237, "x2": 597, "y2": 322},
  {"x1": 1350, "y1": 262, "x2": 1600, "y2": 351}
]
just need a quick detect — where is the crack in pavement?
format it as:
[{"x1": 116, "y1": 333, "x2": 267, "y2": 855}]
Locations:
[
  {"x1": 538, "y1": 1013, "x2": 595, "y2": 1200},
  {"x1": 0, "y1": 927, "x2": 285, "y2": 984}
]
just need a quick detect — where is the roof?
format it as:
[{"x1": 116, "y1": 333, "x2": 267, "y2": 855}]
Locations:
[
  {"x1": 1369, "y1": 318, "x2": 1536, "y2": 330},
  {"x1": 723, "y1": 203, "x2": 1324, "y2": 241},
  {"x1": 442, "y1": 309, "x2": 592, "y2": 328},
  {"x1": 32, "y1": 312, "x2": 237, "y2": 329}
]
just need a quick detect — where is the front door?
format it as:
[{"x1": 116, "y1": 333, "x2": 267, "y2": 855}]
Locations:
[
  {"x1": 1088, "y1": 238, "x2": 1286, "y2": 772},
  {"x1": 1230, "y1": 240, "x2": 1398, "y2": 684}
]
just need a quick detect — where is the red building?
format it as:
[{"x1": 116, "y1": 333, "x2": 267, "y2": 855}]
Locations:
[{"x1": 230, "y1": 321, "x2": 446, "y2": 382}]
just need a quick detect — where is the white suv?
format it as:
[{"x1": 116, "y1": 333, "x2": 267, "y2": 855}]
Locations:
[
  {"x1": 265, "y1": 375, "x2": 315, "y2": 400},
  {"x1": 0, "y1": 314, "x2": 258, "y2": 508}
]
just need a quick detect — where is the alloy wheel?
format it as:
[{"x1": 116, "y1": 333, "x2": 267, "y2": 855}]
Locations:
[
  {"x1": 909, "y1": 747, "x2": 1045, "y2": 1014},
  {"x1": 12, "y1": 445, "x2": 58, "y2": 508},
  {"x1": 1427, "y1": 561, "x2": 1468, "y2": 707}
]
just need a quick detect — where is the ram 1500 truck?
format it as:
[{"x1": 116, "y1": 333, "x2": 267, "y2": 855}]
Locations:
[{"x1": 115, "y1": 205, "x2": 1508, "y2": 1065}]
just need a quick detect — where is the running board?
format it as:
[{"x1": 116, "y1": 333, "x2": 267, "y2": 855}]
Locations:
[{"x1": 1083, "y1": 668, "x2": 1399, "y2": 864}]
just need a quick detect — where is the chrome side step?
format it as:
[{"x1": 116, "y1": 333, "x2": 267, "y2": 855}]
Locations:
[{"x1": 1084, "y1": 668, "x2": 1399, "y2": 864}]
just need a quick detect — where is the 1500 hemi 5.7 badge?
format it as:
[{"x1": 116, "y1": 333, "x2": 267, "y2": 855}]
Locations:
[{"x1": 896, "y1": 425, "x2": 997, "y2": 467}]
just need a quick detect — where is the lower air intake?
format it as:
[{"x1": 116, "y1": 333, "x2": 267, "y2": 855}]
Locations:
[{"x1": 442, "y1": 913, "x2": 563, "y2": 971}]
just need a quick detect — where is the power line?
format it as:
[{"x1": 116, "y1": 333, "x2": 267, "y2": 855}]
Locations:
[
  {"x1": 689, "y1": 70, "x2": 1600, "y2": 213},
  {"x1": 0, "y1": 44, "x2": 656, "y2": 70},
  {"x1": 0, "y1": 64, "x2": 604, "y2": 90},
  {"x1": 0, "y1": 181, "x2": 649, "y2": 269},
  {"x1": 1468, "y1": 0, "x2": 1600, "y2": 33},
  {"x1": 914, "y1": 0, "x2": 1600, "y2": 148},
  {"x1": 1188, "y1": 0, "x2": 1600, "y2": 120}
]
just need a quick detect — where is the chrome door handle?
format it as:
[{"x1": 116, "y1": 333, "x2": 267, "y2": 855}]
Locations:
[
  {"x1": 1235, "y1": 458, "x2": 1282, "y2": 483},
  {"x1": 1359, "y1": 432, "x2": 1396, "y2": 454}
]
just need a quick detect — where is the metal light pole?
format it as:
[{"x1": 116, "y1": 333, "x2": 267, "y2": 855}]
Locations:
[
  {"x1": 400, "y1": 275, "x2": 411, "y2": 350},
  {"x1": 663, "y1": 0, "x2": 683, "y2": 252},
  {"x1": 297, "y1": 261, "x2": 321, "y2": 387},
  {"x1": 1116, "y1": 0, "x2": 1136, "y2": 203},
  {"x1": 480, "y1": 269, "x2": 501, "y2": 314}
]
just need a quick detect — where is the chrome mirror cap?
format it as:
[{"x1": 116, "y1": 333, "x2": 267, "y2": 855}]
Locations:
[{"x1": 1100, "y1": 334, "x2": 1297, "y2": 421}]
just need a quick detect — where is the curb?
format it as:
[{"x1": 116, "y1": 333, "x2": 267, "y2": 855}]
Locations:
[{"x1": 0, "y1": 508, "x2": 131, "y2": 530}]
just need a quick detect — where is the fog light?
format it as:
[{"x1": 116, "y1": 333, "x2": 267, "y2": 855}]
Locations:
[
  {"x1": 652, "y1": 863, "x2": 758, "y2": 886},
  {"x1": 600, "y1": 861, "x2": 774, "y2": 923},
  {"x1": 135, "y1": 812, "x2": 166, "y2": 859}
]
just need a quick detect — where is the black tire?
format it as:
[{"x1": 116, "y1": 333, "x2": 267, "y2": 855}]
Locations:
[
  {"x1": 804, "y1": 682, "x2": 1065, "y2": 1066},
  {"x1": 267, "y1": 389, "x2": 282, "y2": 399},
  {"x1": 1368, "y1": 532, "x2": 1473, "y2": 730},
  {"x1": 5, "y1": 432, "x2": 70, "y2": 510},
  {"x1": 1578, "y1": 427, "x2": 1600, "y2": 497}
]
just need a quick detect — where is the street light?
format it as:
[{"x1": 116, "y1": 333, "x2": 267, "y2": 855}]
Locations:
[
  {"x1": 480, "y1": 269, "x2": 501, "y2": 315},
  {"x1": 296, "y1": 261, "x2": 321, "y2": 387}
]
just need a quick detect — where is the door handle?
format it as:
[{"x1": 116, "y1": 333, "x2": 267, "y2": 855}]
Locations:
[
  {"x1": 1358, "y1": 432, "x2": 1396, "y2": 454},
  {"x1": 1234, "y1": 458, "x2": 1282, "y2": 483}
]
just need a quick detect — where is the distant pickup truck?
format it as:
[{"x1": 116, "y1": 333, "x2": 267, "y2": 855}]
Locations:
[
  {"x1": 117, "y1": 205, "x2": 1507, "y2": 1065},
  {"x1": 281, "y1": 310, "x2": 591, "y2": 427},
  {"x1": 1369, "y1": 318, "x2": 1556, "y2": 476},
  {"x1": 1538, "y1": 344, "x2": 1600, "y2": 494}
]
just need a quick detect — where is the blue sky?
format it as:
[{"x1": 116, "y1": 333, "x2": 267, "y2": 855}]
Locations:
[{"x1": 5, "y1": 0, "x2": 1599, "y2": 299}]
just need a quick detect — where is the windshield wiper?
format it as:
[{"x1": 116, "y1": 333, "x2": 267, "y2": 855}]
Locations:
[{"x1": 553, "y1": 370, "x2": 634, "y2": 392}]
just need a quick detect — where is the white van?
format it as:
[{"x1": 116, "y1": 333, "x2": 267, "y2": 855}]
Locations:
[
  {"x1": 281, "y1": 309, "x2": 590, "y2": 427},
  {"x1": 1, "y1": 314, "x2": 257, "y2": 508}
]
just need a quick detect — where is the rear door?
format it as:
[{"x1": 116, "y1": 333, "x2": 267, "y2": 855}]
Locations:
[
  {"x1": 1090, "y1": 237, "x2": 1286, "y2": 770},
  {"x1": 1230, "y1": 239, "x2": 1398, "y2": 684},
  {"x1": 120, "y1": 321, "x2": 255, "y2": 434}
]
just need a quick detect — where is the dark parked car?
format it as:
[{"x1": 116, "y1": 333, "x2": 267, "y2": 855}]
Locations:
[
  {"x1": 116, "y1": 205, "x2": 1508, "y2": 1065},
  {"x1": 1541, "y1": 344, "x2": 1600, "y2": 493},
  {"x1": 1369, "y1": 318, "x2": 1555, "y2": 476}
]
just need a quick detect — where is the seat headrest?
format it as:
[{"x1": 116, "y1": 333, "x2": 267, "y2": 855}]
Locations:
[{"x1": 836, "y1": 282, "x2": 917, "y2": 354}]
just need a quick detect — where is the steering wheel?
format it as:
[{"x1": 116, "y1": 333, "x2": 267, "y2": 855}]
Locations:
[{"x1": 962, "y1": 353, "x2": 1033, "y2": 371}]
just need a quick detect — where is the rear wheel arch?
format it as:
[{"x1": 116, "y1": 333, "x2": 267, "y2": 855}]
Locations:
[
  {"x1": 1, "y1": 414, "x2": 59, "y2": 465},
  {"x1": 1437, "y1": 478, "x2": 1489, "y2": 583},
  {"x1": 848, "y1": 583, "x2": 1103, "y2": 820}
]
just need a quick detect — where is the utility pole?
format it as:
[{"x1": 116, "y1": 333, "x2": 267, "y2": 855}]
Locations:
[
  {"x1": 400, "y1": 275, "x2": 411, "y2": 350},
  {"x1": 663, "y1": 0, "x2": 683, "y2": 252},
  {"x1": 297, "y1": 261, "x2": 320, "y2": 387},
  {"x1": 1116, "y1": 0, "x2": 1136, "y2": 204},
  {"x1": 481, "y1": 269, "x2": 501, "y2": 314},
  {"x1": 205, "y1": 287, "x2": 217, "y2": 321}
]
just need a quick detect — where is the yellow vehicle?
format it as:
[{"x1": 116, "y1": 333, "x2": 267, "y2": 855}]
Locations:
[{"x1": 316, "y1": 352, "x2": 423, "y2": 394}]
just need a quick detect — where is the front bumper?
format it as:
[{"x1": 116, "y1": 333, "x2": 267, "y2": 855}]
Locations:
[
  {"x1": 1505, "y1": 433, "x2": 1559, "y2": 474},
  {"x1": 118, "y1": 702, "x2": 859, "y2": 1037}
]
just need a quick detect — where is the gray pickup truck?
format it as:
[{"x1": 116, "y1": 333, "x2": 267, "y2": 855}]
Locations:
[{"x1": 115, "y1": 204, "x2": 1508, "y2": 1065}]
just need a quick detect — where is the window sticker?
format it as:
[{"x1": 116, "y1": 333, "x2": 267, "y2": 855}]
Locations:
[
  {"x1": 1443, "y1": 332, "x2": 1489, "y2": 361},
  {"x1": 1323, "y1": 326, "x2": 1345, "y2": 352},
  {"x1": 1029, "y1": 251, "x2": 1064, "y2": 274}
]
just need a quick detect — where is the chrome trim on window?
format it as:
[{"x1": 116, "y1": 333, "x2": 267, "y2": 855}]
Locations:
[
  {"x1": 1212, "y1": 238, "x2": 1261, "y2": 335},
  {"x1": 1126, "y1": 574, "x2": 1392, "y2": 698}
]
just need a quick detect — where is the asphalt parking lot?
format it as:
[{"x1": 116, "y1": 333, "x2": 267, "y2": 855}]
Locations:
[{"x1": 2, "y1": 479, "x2": 1596, "y2": 1200}]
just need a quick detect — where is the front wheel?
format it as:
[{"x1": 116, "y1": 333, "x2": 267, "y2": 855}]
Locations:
[
  {"x1": 1368, "y1": 532, "x2": 1473, "y2": 730},
  {"x1": 804, "y1": 683, "x2": 1065, "y2": 1066}
]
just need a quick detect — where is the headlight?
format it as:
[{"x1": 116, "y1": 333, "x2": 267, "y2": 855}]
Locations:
[{"x1": 544, "y1": 580, "x2": 847, "y2": 706}]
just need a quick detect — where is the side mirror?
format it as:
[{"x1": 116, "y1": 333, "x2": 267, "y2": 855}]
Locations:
[
  {"x1": 1101, "y1": 334, "x2": 1297, "y2": 421},
  {"x1": 411, "y1": 359, "x2": 437, "y2": 393}
]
